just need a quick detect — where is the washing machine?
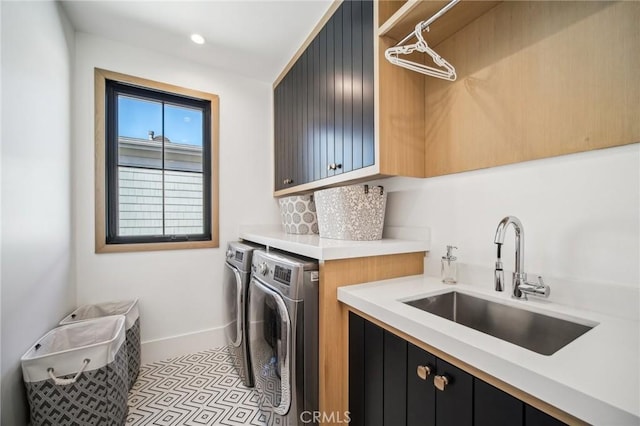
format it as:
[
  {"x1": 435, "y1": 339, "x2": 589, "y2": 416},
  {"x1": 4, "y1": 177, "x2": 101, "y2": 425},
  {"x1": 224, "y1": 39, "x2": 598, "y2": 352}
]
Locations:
[
  {"x1": 248, "y1": 249, "x2": 319, "y2": 425},
  {"x1": 223, "y1": 241, "x2": 262, "y2": 387}
]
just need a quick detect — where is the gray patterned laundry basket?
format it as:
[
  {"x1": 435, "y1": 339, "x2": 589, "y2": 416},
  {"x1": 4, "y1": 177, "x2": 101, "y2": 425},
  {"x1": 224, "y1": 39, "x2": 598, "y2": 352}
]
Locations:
[
  {"x1": 314, "y1": 184, "x2": 387, "y2": 240},
  {"x1": 278, "y1": 195, "x2": 319, "y2": 234},
  {"x1": 60, "y1": 299, "x2": 140, "y2": 390},
  {"x1": 21, "y1": 316, "x2": 128, "y2": 426}
]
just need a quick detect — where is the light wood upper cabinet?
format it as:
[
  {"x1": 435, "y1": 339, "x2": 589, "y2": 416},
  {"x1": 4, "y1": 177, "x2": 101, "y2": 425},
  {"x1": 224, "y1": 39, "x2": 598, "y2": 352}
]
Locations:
[
  {"x1": 379, "y1": 0, "x2": 640, "y2": 178},
  {"x1": 274, "y1": 0, "x2": 640, "y2": 196}
]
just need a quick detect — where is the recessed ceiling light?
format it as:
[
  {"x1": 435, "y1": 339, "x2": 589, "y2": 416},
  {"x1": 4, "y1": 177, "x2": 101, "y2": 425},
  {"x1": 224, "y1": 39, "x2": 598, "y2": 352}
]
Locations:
[{"x1": 190, "y1": 34, "x2": 205, "y2": 45}]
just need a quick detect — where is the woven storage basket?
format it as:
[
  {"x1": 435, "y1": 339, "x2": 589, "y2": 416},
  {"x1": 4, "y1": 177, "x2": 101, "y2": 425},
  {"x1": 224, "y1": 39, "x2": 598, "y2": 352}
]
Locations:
[
  {"x1": 314, "y1": 184, "x2": 387, "y2": 240},
  {"x1": 60, "y1": 299, "x2": 140, "y2": 390},
  {"x1": 21, "y1": 316, "x2": 128, "y2": 426}
]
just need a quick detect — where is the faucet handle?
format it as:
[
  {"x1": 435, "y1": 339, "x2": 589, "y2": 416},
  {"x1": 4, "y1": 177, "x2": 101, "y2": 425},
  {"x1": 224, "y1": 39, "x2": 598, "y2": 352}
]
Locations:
[
  {"x1": 494, "y1": 261, "x2": 504, "y2": 292},
  {"x1": 521, "y1": 275, "x2": 551, "y2": 298}
]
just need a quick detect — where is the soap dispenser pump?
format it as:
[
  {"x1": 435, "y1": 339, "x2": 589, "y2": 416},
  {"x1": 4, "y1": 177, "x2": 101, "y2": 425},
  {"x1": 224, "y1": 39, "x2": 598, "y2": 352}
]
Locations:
[{"x1": 441, "y1": 245, "x2": 458, "y2": 284}]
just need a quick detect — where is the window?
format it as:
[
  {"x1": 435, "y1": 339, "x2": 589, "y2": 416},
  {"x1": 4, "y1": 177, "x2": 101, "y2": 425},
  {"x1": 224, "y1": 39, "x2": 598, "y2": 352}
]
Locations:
[{"x1": 95, "y1": 69, "x2": 219, "y2": 252}]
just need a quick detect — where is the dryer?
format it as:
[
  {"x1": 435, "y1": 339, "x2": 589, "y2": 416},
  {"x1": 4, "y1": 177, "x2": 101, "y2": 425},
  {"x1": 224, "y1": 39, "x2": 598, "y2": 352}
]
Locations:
[
  {"x1": 248, "y1": 250, "x2": 319, "y2": 425},
  {"x1": 223, "y1": 241, "x2": 261, "y2": 387}
]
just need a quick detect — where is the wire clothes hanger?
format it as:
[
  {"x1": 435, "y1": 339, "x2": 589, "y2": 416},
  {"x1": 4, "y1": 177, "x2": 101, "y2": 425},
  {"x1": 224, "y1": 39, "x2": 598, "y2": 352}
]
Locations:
[{"x1": 384, "y1": 0, "x2": 460, "y2": 81}]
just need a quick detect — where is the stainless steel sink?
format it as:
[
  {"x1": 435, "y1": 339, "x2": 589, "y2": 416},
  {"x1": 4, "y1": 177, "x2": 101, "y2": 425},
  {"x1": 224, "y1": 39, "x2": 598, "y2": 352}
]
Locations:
[{"x1": 403, "y1": 291, "x2": 595, "y2": 355}]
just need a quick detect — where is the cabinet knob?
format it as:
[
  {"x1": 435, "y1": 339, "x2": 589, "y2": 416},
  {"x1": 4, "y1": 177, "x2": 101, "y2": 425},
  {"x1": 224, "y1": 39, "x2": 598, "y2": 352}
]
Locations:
[
  {"x1": 283, "y1": 178, "x2": 293, "y2": 185},
  {"x1": 327, "y1": 163, "x2": 342, "y2": 171},
  {"x1": 434, "y1": 374, "x2": 449, "y2": 391},
  {"x1": 416, "y1": 365, "x2": 432, "y2": 381}
]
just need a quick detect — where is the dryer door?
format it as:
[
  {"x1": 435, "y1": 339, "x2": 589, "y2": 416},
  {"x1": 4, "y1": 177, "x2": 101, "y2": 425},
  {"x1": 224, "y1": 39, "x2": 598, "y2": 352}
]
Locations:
[
  {"x1": 223, "y1": 262, "x2": 243, "y2": 348},
  {"x1": 248, "y1": 277, "x2": 291, "y2": 415}
]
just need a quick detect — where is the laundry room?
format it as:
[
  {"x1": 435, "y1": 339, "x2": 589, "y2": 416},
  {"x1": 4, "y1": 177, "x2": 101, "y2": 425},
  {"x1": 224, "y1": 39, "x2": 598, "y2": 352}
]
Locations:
[{"x1": 1, "y1": 1, "x2": 638, "y2": 425}]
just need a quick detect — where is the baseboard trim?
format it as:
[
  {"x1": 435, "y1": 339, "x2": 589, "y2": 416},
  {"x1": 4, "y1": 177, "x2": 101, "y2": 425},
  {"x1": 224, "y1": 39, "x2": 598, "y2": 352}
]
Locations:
[{"x1": 141, "y1": 326, "x2": 226, "y2": 365}]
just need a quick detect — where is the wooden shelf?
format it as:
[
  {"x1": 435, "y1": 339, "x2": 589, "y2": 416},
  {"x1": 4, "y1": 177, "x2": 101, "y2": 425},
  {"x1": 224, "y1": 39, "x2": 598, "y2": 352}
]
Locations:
[{"x1": 379, "y1": 0, "x2": 501, "y2": 46}]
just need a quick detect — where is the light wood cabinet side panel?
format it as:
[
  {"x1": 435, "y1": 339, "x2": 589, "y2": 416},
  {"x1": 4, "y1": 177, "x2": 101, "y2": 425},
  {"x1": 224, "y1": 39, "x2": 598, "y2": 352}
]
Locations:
[
  {"x1": 318, "y1": 252, "x2": 424, "y2": 425},
  {"x1": 377, "y1": 35, "x2": 426, "y2": 177},
  {"x1": 377, "y1": 0, "x2": 407, "y2": 27},
  {"x1": 423, "y1": 1, "x2": 640, "y2": 177}
]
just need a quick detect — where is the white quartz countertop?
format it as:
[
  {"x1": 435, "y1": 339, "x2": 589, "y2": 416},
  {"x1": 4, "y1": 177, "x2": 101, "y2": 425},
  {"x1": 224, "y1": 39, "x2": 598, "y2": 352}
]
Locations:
[
  {"x1": 238, "y1": 226, "x2": 430, "y2": 260},
  {"x1": 338, "y1": 275, "x2": 640, "y2": 425}
]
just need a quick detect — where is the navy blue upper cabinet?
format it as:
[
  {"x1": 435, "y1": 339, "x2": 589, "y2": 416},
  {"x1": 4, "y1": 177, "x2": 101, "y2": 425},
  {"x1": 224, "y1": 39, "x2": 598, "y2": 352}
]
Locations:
[{"x1": 274, "y1": 0, "x2": 374, "y2": 192}]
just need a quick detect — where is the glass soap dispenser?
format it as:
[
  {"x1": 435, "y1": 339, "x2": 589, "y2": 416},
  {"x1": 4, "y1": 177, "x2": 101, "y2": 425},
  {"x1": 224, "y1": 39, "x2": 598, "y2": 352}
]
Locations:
[{"x1": 441, "y1": 245, "x2": 458, "y2": 284}]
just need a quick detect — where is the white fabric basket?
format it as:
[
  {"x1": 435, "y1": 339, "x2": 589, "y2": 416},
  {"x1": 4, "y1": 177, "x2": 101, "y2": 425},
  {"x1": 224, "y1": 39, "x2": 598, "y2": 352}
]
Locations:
[
  {"x1": 60, "y1": 299, "x2": 140, "y2": 390},
  {"x1": 60, "y1": 299, "x2": 138, "y2": 330},
  {"x1": 314, "y1": 184, "x2": 387, "y2": 240},
  {"x1": 22, "y1": 316, "x2": 126, "y2": 383},
  {"x1": 21, "y1": 316, "x2": 128, "y2": 426}
]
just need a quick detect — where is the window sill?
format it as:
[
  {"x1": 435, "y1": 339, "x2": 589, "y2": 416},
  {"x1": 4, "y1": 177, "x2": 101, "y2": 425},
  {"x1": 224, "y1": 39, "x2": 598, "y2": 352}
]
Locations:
[{"x1": 95, "y1": 239, "x2": 219, "y2": 254}]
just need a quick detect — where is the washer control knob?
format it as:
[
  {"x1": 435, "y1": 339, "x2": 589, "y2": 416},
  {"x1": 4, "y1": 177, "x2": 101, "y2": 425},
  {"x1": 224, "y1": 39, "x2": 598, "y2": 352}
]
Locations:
[
  {"x1": 226, "y1": 249, "x2": 233, "y2": 259},
  {"x1": 259, "y1": 262, "x2": 269, "y2": 276}
]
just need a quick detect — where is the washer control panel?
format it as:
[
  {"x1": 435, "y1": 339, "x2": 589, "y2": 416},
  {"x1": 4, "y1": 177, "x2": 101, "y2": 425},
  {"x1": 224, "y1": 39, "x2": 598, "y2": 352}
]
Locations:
[{"x1": 251, "y1": 250, "x2": 317, "y2": 300}]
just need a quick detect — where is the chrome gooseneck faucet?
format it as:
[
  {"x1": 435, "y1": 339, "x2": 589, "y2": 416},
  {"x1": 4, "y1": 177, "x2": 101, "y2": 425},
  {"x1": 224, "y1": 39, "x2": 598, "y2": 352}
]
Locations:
[{"x1": 494, "y1": 216, "x2": 550, "y2": 300}]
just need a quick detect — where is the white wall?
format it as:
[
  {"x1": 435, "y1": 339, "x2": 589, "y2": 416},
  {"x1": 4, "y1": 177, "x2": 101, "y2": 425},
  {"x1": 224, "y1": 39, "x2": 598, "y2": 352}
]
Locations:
[
  {"x1": 73, "y1": 33, "x2": 280, "y2": 363},
  {"x1": 370, "y1": 144, "x2": 640, "y2": 316},
  {"x1": 0, "y1": 3, "x2": 4, "y2": 421},
  {"x1": 1, "y1": 2, "x2": 75, "y2": 425}
]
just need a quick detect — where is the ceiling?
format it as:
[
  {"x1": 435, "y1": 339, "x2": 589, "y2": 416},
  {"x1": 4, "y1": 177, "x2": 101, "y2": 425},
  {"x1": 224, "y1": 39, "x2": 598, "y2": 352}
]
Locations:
[{"x1": 60, "y1": 0, "x2": 333, "y2": 82}]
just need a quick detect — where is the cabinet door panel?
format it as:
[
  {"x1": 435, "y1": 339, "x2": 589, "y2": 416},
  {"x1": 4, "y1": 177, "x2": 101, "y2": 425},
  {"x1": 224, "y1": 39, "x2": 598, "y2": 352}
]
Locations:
[
  {"x1": 312, "y1": 36, "x2": 321, "y2": 181},
  {"x1": 325, "y1": 16, "x2": 336, "y2": 177},
  {"x1": 299, "y1": 49, "x2": 308, "y2": 186},
  {"x1": 525, "y1": 405, "x2": 567, "y2": 426},
  {"x1": 362, "y1": 0, "x2": 375, "y2": 167},
  {"x1": 291, "y1": 61, "x2": 300, "y2": 186},
  {"x1": 364, "y1": 320, "x2": 384, "y2": 426},
  {"x1": 341, "y1": 0, "x2": 353, "y2": 173},
  {"x1": 349, "y1": 313, "x2": 365, "y2": 426},
  {"x1": 304, "y1": 46, "x2": 313, "y2": 184},
  {"x1": 274, "y1": 82, "x2": 284, "y2": 190},
  {"x1": 435, "y1": 358, "x2": 473, "y2": 426},
  {"x1": 475, "y1": 379, "x2": 523, "y2": 426},
  {"x1": 297, "y1": 58, "x2": 306, "y2": 186},
  {"x1": 351, "y1": 0, "x2": 364, "y2": 171},
  {"x1": 319, "y1": 25, "x2": 328, "y2": 180},
  {"x1": 407, "y1": 343, "x2": 436, "y2": 426},
  {"x1": 383, "y1": 331, "x2": 407, "y2": 426},
  {"x1": 285, "y1": 71, "x2": 294, "y2": 188},
  {"x1": 332, "y1": 4, "x2": 344, "y2": 176},
  {"x1": 283, "y1": 73, "x2": 291, "y2": 187}
]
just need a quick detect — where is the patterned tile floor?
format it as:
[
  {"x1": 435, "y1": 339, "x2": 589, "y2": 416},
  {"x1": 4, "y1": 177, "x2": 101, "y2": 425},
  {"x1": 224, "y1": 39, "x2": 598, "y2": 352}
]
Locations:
[{"x1": 126, "y1": 346, "x2": 269, "y2": 426}]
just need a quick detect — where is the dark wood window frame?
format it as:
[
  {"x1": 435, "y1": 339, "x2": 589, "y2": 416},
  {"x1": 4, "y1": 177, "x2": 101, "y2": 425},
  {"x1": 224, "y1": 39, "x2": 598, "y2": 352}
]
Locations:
[{"x1": 95, "y1": 68, "x2": 219, "y2": 253}]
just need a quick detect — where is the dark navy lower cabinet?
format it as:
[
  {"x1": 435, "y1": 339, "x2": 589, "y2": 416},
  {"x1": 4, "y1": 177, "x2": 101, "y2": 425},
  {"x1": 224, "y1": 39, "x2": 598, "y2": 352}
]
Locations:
[
  {"x1": 364, "y1": 320, "x2": 384, "y2": 426},
  {"x1": 348, "y1": 313, "x2": 568, "y2": 426},
  {"x1": 474, "y1": 378, "x2": 523, "y2": 426},
  {"x1": 348, "y1": 312, "x2": 365, "y2": 426},
  {"x1": 526, "y1": 404, "x2": 568, "y2": 426},
  {"x1": 435, "y1": 358, "x2": 473, "y2": 426},
  {"x1": 407, "y1": 342, "x2": 436, "y2": 426},
  {"x1": 384, "y1": 331, "x2": 407, "y2": 426}
]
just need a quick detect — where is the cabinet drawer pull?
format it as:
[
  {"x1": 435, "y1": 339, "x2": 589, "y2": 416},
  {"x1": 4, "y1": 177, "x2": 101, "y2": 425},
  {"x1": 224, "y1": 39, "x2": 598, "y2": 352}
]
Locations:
[
  {"x1": 283, "y1": 178, "x2": 294, "y2": 185},
  {"x1": 327, "y1": 163, "x2": 342, "y2": 171},
  {"x1": 416, "y1": 365, "x2": 432, "y2": 380},
  {"x1": 434, "y1": 374, "x2": 449, "y2": 391}
]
